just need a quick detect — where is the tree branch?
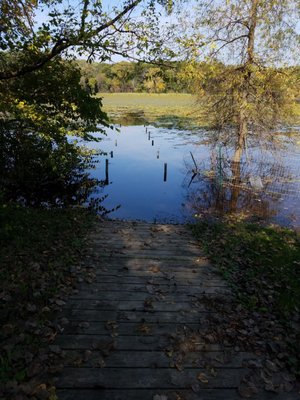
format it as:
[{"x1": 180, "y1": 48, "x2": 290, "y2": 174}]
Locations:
[{"x1": 0, "y1": 0, "x2": 143, "y2": 80}]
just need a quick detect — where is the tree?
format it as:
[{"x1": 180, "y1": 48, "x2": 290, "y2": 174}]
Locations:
[
  {"x1": 0, "y1": 0, "x2": 180, "y2": 206},
  {"x1": 181, "y1": 0, "x2": 300, "y2": 162},
  {"x1": 0, "y1": 0, "x2": 177, "y2": 81},
  {"x1": 143, "y1": 67, "x2": 166, "y2": 92},
  {"x1": 110, "y1": 62, "x2": 136, "y2": 92},
  {"x1": 0, "y1": 57, "x2": 108, "y2": 205}
]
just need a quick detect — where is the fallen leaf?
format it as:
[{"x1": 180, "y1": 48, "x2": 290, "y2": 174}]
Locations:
[
  {"x1": 95, "y1": 357, "x2": 106, "y2": 368},
  {"x1": 27, "y1": 304, "x2": 37, "y2": 312},
  {"x1": 55, "y1": 299, "x2": 66, "y2": 306},
  {"x1": 2, "y1": 324, "x2": 14, "y2": 335},
  {"x1": 144, "y1": 298, "x2": 154, "y2": 309},
  {"x1": 238, "y1": 382, "x2": 259, "y2": 398},
  {"x1": 83, "y1": 350, "x2": 92, "y2": 362},
  {"x1": 105, "y1": 320, "x2": 118, "y2": 329},
  {"x1": 137, "y1": 323, "x2": 151, "y2": 334},
  {"x1": 265, "y1": 359, "x2": 278, "y2": 372},
  {"x1": 264, "y1": 382, "x2": 277, "y2": 392},
  {"x1": 197, "y1": 372, "x2": 209, "y2": 384},
  {"x1": 175, "y1": 362, "x2": 184, "y2": 371},
  {"x1": 191, "y1": 383, "x2": 200, "y2": 393},
  {"x1": 149, "y1": 265, "x2": 160, "y2": 273}
]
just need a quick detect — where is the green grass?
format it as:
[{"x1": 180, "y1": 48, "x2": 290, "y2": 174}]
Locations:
[
  {"x1": 192, "y1": 218, "x2": 300, "y2": 374},
  {"x1": 97, "y1": 92, "x2": 205, "y2": 128},
  {"x1": 98, "y1": 92, "x2": 300, "y2": 128},
  {"x1": 192, "y1": 219, "x2": 300, "y2": 314}
]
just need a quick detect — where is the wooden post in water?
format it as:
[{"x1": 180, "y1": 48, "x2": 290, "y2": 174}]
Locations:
[
  {"x1": 157, "y1": 151, "x2": 160, "y2": 159},
  {"x1": 105, "y1": 159, "x2": 109, "y2": 185},
  {"x1": 110, "y1": 151, "x2": 114, "y2": 158},
  {"x1": 148, "y1": 131, "x2": 150, "y2": 140},
  {"x1": 152, "y1": 140, "x2": 154, "y2": 146},
  {"x1": 115, "y1": 140, "x2": 117, "y2": 147},
  {"x1": 164, "y1": 163, "x2": 167, "y2": 182}
]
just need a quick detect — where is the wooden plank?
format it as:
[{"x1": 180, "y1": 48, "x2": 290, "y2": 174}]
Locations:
[
  {"x1": 94, "y1": 254, "x2": 204, "y2": 260},
  {"x1": 90, "y1": 235, "x2": 199, "y2": 243},
  {"x1": 63, "y1": 349, "x2": 254, "y2": 369},
  {"x1": 55, "y1": 334, "x2": 224, "y2": 352},
  {"x1": 95, "y1": 252, "x2": 201, "y2": 259},
  {"x1": 75, "y1": 283, "x2": 231, "y2": 295},
  {"x1": 68, "y1": 291, "x2": 229, "y2": 302},
  {"x1": 91, "y1": 276, "x2": 226, "y2": 287},
  {"x1": 94, "y1": 265, "x2": 216, "y2": 274},
  {"x1": 64, "y1": 299, "x2": 230, "y2": 312},
  {"x1": 89, "y1": 267, "x2": 217, "y2": 276},
  {"x1": 90, "y1": 257, "x2": 210, "y2": 266},
  {"x1": 92, "y1": 266, "x2": 217, "y2": 275},
  {"x1": 94, "y1": 261, "x2": 213, "y2": 270},
  {"x1": 56, "y1": 389, "x2": 300, "y2": 400},
  {"x1": 92, "y1": 222, "x2": 188, "y2": 228},
  {"x1": 90, "y1": 227, "x2": 190, "y2": 234},
  {"x1": 52, "y1": 220, "x2": 262, "y2": 399},
  {"x1": 61, "y1": 309, "x2": 218, "y2": 323},
  {"x1": 54, "y1": 367, "x2": 247, "y2": 389},
  {"x1": 60, "y1": 321, "x2": 207, "y2": 336},
  {"x1": 84, "y1": 258, "x2": 213, "y2": 267},
  {"x1": 93, "y1": 269, "x2": 221, "y2": 279},
  {"x1": 91, "y1": 244, "x2": 201, "y2": 252},
  {"x1": 95, "y1": 236, "x2": 196, "y2": 242}
]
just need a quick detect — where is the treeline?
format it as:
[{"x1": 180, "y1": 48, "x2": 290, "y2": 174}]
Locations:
[
  {"x1": 77, "y1": 60, "x2": 300, "y2": 98},
  {"x1": 77, "y1": 60, "x2": 188, "y2": 94}
]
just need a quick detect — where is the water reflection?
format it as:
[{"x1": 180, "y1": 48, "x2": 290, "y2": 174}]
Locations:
[
  {"x1": 184, "y1": 146, "x2": 300, "y2": 226},
  {"x1": 87, "y1": 125, "x2": 300, "y2": 228}
]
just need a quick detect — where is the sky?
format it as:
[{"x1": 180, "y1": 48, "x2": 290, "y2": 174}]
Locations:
[
  {"x1": 34, "y1": 0, "x2": 172, "y2": 62},
  {"x1": 33, "y1": 0, "x2": 300, "y2": 66}
]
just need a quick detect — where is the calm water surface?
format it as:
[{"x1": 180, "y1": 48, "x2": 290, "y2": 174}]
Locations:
[{"x1": 87, "y1": 125, "x2": 300, "y2": 228}]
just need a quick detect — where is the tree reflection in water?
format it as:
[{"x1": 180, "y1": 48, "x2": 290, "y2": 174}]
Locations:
[{"x1": 183, "y1": 145, "x2": 297, "y2": 223}]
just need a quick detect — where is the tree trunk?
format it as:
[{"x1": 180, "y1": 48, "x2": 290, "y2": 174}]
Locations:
[
  {"x1": 233, "y1": 107, "x2": 247, "y2": 164},
  {"x1": 232, "y1": 0, "x2": 258, "y2": 164}
]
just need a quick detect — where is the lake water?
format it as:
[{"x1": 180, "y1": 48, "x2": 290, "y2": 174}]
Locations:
[{"x1": 87, "y1": 125, "x2": 300, "y2": 228}]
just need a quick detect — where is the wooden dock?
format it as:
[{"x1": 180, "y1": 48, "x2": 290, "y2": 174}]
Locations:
[{"x1": 52, "y1": 220, "x2": 297, "y2": 400}]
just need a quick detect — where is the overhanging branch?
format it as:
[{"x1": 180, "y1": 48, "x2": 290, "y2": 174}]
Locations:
[{"x1": 0, "y1": 0, "x2": 143, "y2": 80}]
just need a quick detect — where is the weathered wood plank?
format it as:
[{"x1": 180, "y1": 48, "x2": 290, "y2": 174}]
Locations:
[
  {"x1": 92, "y1": 269, "x2": 221, "y2": 279},
  {"x1": 68, "y1": 291, "x2": 225, "y2": 302},
  {"x1": 63, "y1": 349, "x2": 254, "y2": 368},
  {"x1": 56, "y1": 334, "x2": 225, "y2": 352},
  {"x1": 91, "y1": 276, "x2": 227, "y2": 287},
  {"x1": 55, "y1": 367, "x2": 247, "y2": 389},
  {"x1": 56, "y1": 389, "x2": 299, "y2": 400},
  {"x1": 89, "y1": 257, "x2": 211, "y2": 266},
  {"x1": 61, "y1": 321, "x2": 206, "y2": 336},
  {"x1": 94, "y1": 265, "x2": 216, "y2": 275},
  {"x1": 75, "y1": 282, "x2": 231, "y2": 295},
  {"x1": 61, "y1": 309, "x2": 218, "y2": 323},
  {"x1": 64, "y1": 299, "x2": 230, "y2": 312},
  {"x1": 53, "y1": 221, "x2": 265, "y2": 400},
  {"x1": 95, "y1": 254, "x2": 205, "y2": 260}
]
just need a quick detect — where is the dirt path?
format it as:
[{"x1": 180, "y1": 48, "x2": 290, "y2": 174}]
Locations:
[{"x1": 52, "y1": 220, "x2": 298, "y2": 400}]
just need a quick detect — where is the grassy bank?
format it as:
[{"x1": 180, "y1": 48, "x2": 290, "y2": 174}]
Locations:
[
  {"x1": 99, "y1": 92, "x2": 300, "y2": 128},
  {"x1": 98, "y1": 92, "x2": 205, "y2": 128},
  {"x1": 192, "y1": 219, "x2": 300, "y2": 373},
  {"x1": 0, "y1": 205, "x2": 94, "y2": 397}
]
